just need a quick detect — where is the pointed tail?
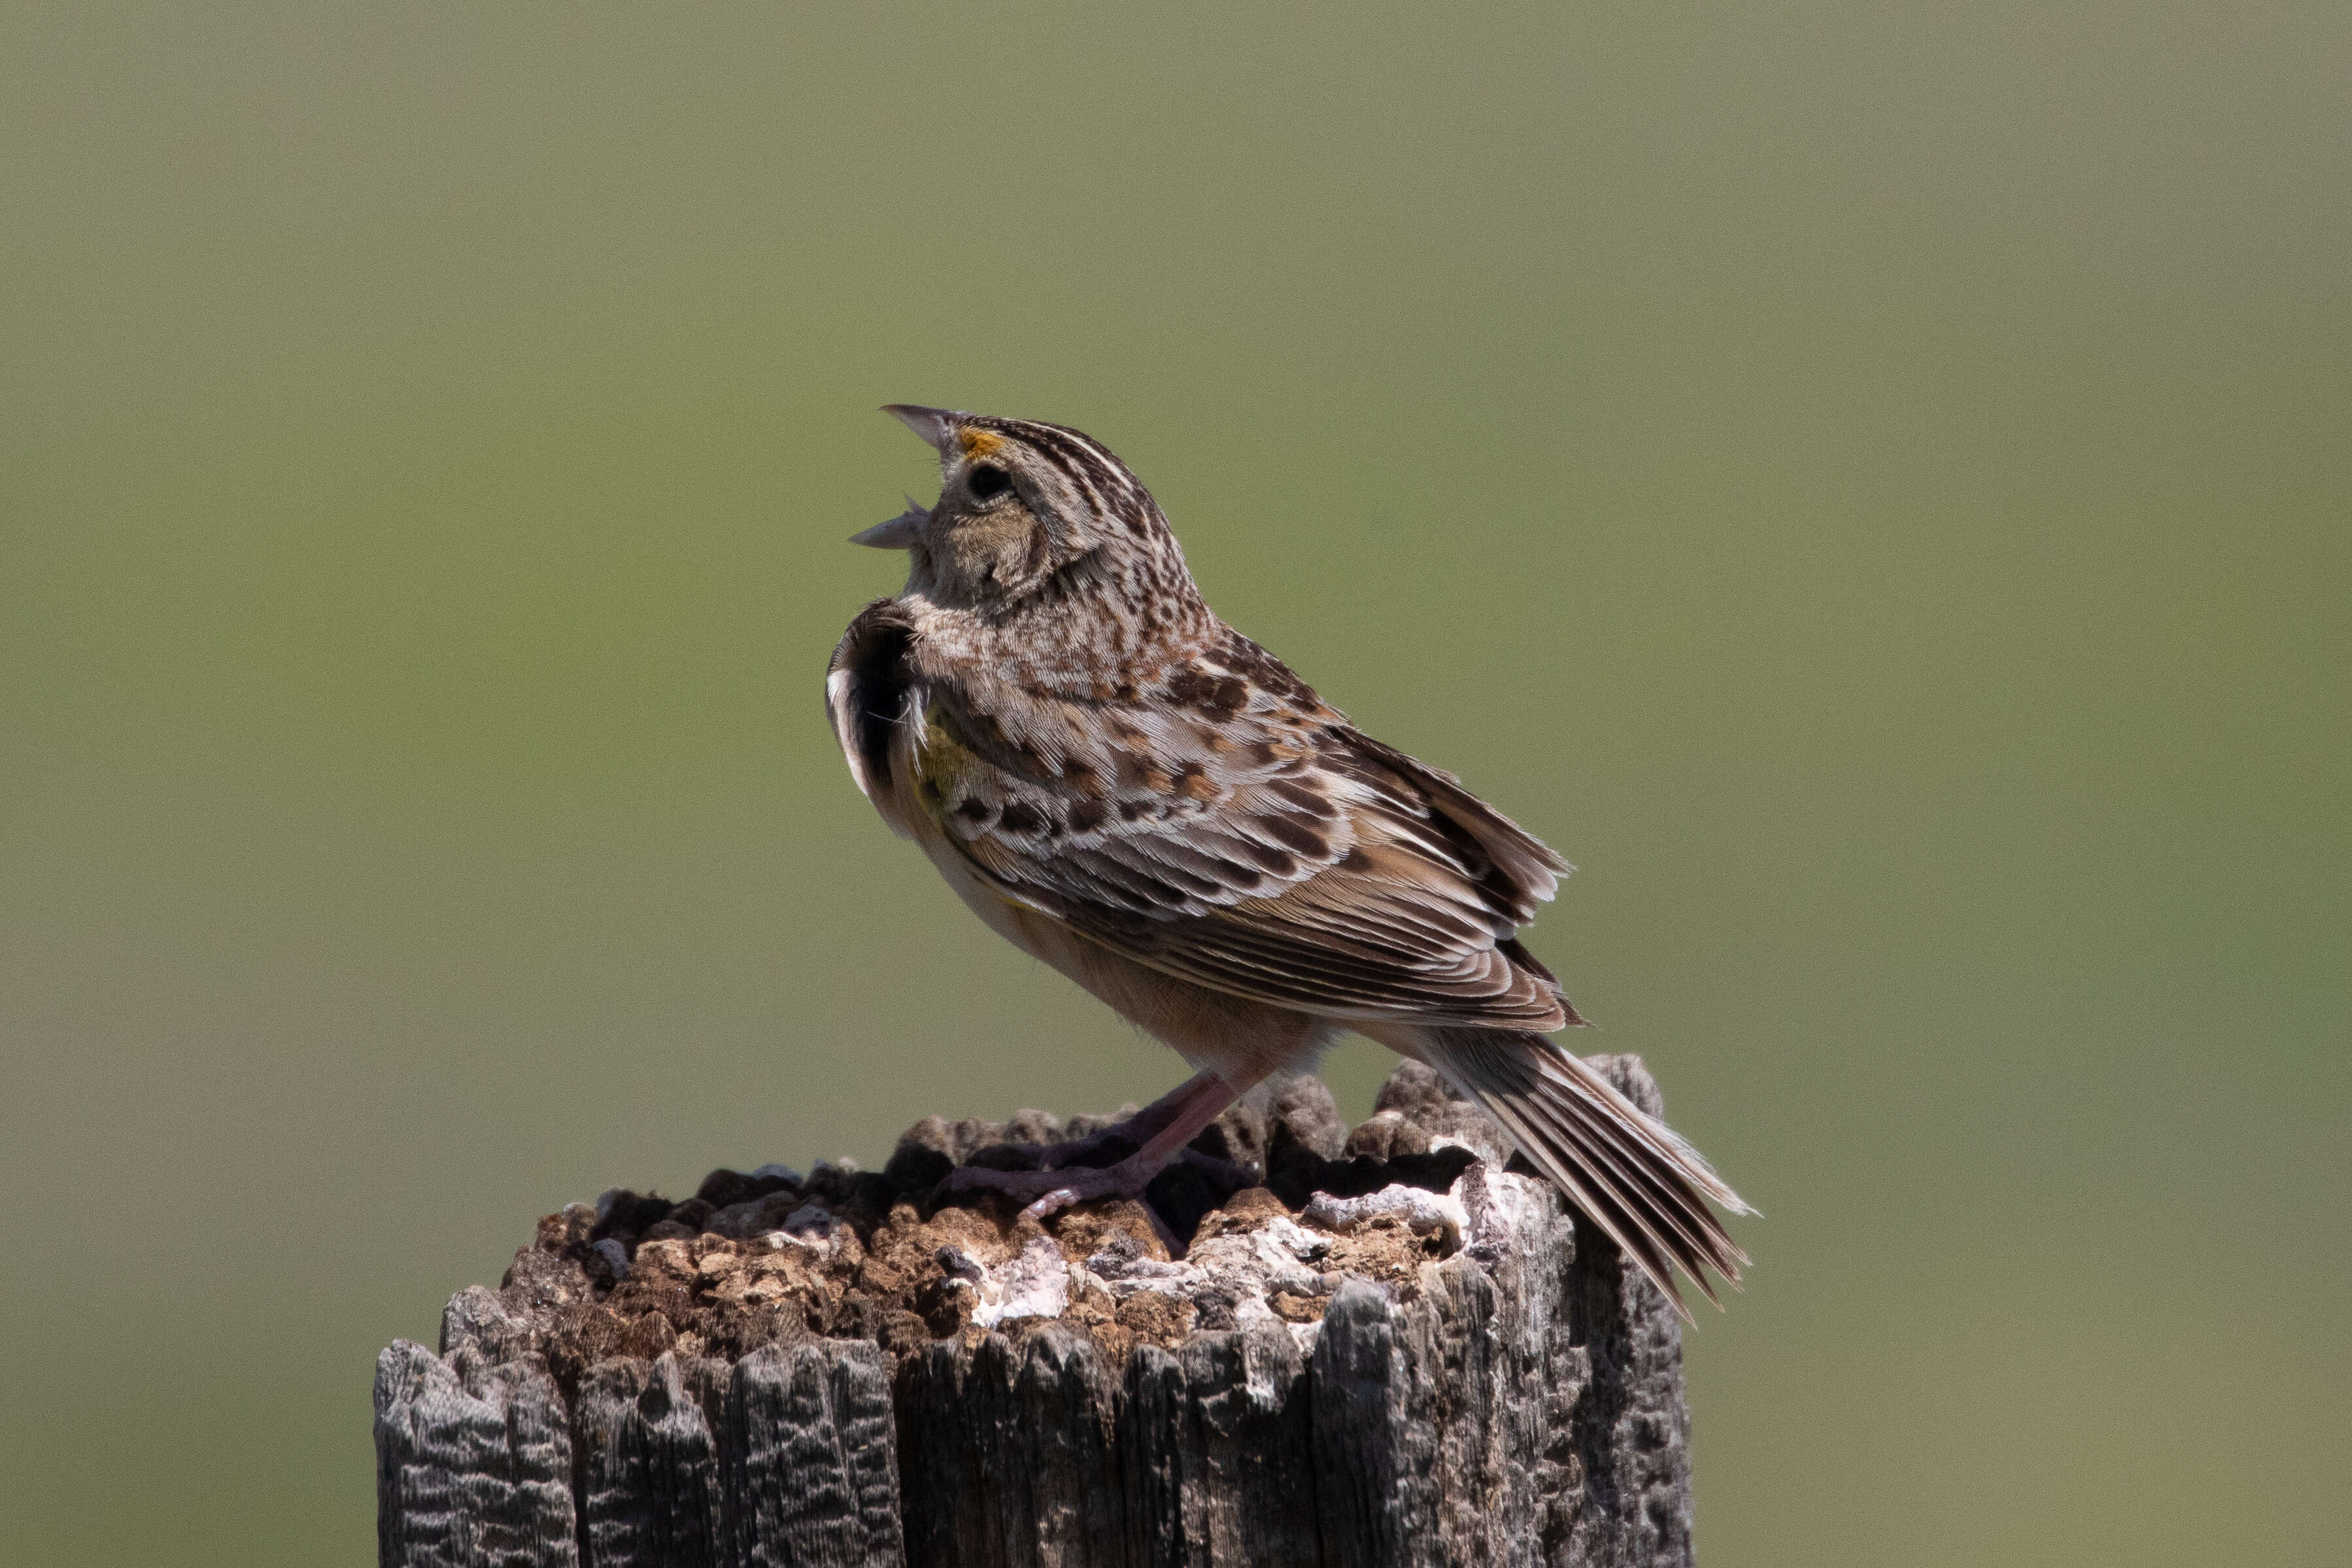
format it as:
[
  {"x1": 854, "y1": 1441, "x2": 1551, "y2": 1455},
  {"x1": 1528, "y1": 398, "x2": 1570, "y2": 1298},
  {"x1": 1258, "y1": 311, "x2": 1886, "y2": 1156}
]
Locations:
[{"x1": 1406, "y1": 1025, "x2": 1752, "y2": 1316}]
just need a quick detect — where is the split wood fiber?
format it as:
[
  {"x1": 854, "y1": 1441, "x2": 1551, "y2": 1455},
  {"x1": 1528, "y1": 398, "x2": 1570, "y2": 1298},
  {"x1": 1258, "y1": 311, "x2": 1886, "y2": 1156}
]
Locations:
[{"x1": 376, "y1": 1057, "x2": 1703, "y2": 1567}]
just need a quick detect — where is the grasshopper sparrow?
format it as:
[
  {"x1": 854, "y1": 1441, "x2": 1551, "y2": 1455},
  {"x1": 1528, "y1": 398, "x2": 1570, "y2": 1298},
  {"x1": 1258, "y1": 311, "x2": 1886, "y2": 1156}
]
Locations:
[{"x1": 828, "y1": 407, "x2": 1748, "y2": 1307}]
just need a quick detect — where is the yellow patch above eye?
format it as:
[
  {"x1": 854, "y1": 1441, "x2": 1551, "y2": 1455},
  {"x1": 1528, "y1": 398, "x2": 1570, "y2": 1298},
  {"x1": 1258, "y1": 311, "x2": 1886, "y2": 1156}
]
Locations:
[{"x1": 957, "y1": 428, "x2": 1006, "y2": 460}]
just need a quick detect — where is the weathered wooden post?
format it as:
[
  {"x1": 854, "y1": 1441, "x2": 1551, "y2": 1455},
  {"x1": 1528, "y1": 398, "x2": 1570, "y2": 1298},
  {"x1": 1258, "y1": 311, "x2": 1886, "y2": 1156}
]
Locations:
[{"x1": 376, "y1": 1056, "x2": 1702, "y2": 1567}]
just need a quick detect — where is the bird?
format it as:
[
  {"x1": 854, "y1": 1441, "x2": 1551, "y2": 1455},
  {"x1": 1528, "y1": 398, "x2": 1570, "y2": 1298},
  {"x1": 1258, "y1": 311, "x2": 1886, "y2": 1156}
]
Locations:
[{"x1": 827, "y1": 405, "x2": 1750, "y2": 1311}]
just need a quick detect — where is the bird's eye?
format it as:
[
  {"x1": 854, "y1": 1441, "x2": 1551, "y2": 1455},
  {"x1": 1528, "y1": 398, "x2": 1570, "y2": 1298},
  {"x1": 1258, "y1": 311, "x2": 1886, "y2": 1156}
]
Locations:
[{"x1": 968, "y1": 464, "x2": 1012, "y2": 502}]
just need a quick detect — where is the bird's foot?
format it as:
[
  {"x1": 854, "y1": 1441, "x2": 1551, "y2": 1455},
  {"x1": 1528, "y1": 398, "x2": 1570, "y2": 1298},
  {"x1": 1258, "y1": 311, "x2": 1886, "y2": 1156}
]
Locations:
[
  {"x1": 1014, "y1": 1091, "x2": 1204, "y2": 1174},
  {"x1": 935, "y1": 1148, "x2": 1261, "y2": 1257},
  {"x1": 939, "y1": 1151, "x2": 1167, "y2": 1214},
  {"x1": 928, "y1": 1072, "x2": 1267, "y2": 1257},
  {"x1": 937, "y1": 1151, "x2": 1199, "y2": 1255},
  {"x1": 1017, "y1": 1125, "x2": 1144, "y2": 1174},
  {"x1": 936, "y1": 1160, "x2": 1122, "y2": 1206}
]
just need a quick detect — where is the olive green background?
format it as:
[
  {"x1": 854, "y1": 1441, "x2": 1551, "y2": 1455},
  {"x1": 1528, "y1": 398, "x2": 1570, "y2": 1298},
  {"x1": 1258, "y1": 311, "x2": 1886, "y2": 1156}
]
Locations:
[{"x1": 5, "y1": 3, "x2": 2345, "y2": 1562}]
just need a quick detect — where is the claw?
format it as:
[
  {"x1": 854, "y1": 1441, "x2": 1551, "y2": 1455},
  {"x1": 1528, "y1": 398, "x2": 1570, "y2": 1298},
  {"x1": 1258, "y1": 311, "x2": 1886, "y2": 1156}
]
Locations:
[
  {"x1": 1019, "y1": 1189, "x2": 1085, "y2": 1223},
  {"x1": 933, "y1": 1164, "x2": 1077, "y2": 1205},
  {"x1": 1019, "y1": 1183, "x2": 1187, "y2": 1257},
  {"x1": 937, "y1": 1151, "x2": 1193, "y2": 1253},
  {"x1": 924, "y1": 1072, "x2": 1263, "y2": 1261}
]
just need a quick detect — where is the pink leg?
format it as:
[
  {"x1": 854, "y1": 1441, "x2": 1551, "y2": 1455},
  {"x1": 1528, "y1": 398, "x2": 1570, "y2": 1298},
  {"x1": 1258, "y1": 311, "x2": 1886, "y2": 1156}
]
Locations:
[
  {"x1": 1125, "y1": 1071, "x2": 1257, "y2": 1167},
  {"x1": 938, "y1": 1065, "x2": 1274, "y2": 1248},
  {"x1": 1018, "y1": 1071, "x2": 1230, "y2": 1171}
]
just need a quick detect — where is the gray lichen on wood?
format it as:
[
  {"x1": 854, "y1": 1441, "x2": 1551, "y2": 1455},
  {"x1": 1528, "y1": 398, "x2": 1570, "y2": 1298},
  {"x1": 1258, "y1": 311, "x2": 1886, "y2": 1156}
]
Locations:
[{"x1": 377, "y1": 1055, "x2": 1701, "y2": 1566}]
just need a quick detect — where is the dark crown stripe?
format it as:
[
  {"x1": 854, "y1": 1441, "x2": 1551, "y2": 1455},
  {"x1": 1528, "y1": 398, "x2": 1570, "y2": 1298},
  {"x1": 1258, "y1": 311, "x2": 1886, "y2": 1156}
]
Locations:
[
  {"x1": 1010, "y1": 420, "x2": 1140, "y2": 496},
  {"x1": 995, "y1": 417, "x2": 1161, "y2": 539},
  {"x1": 1006, "y1": 426, "x2": 1101, "y2": 503}
]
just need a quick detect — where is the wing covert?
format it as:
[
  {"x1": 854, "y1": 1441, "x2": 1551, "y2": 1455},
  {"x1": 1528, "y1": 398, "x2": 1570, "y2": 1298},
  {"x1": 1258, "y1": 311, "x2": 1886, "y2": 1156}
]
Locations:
[{"x1": 909, "y1": 642, "x2": 1575, "y2": 1030}]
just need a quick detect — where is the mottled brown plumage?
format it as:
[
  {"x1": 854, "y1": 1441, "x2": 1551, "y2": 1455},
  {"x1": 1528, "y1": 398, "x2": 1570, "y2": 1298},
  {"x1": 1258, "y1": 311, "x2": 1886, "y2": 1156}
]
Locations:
[{"x1": 828, "y1": 405, "x2": 1749, "y2": 1308}]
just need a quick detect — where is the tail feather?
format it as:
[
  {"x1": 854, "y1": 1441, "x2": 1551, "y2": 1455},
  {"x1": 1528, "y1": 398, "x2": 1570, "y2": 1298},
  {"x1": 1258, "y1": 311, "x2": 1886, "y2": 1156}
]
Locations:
[{"x1": 1409, "y1": 1025, "x2": 1752, "y2": 1317}]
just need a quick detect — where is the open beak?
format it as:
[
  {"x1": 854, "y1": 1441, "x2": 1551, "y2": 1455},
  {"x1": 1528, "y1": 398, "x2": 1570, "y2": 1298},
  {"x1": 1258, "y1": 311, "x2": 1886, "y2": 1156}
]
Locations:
[
  {"x1": 881, "y1": 403, "x2": 959, "y2": 454},
  {"x1": 850, "y1": 496, "x2": 929, "y2": 550}
]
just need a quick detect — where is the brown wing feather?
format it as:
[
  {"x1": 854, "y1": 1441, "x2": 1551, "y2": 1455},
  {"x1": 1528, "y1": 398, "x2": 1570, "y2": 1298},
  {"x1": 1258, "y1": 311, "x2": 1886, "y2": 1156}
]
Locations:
[{"x1": 906, "y1": 631, "x2": 1577, "y2": 1029}]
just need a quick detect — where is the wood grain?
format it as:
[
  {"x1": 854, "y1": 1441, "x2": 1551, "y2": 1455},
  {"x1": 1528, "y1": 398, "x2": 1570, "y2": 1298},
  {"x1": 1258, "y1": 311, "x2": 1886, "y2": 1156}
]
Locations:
[{"x1": 375, "y1": 1056, "x2": 1702, "y2": 1566}]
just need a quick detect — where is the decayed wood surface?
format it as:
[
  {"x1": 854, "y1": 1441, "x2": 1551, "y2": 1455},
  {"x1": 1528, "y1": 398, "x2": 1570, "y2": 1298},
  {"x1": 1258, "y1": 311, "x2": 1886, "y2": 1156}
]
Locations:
[{"x1": 375, "y1": 1056, "x2": 1699, "y2": 1567}]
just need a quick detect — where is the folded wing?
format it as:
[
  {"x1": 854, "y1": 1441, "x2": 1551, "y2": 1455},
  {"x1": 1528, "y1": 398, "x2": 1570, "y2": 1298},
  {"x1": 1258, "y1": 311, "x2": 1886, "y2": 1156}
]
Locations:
[{"x1": 912, "y1": 632, "x2": 1579, "y2": 1030}]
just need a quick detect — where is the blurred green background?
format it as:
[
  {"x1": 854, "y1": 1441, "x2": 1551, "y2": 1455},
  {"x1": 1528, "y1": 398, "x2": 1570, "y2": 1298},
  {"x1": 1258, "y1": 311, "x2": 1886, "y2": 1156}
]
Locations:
[{"x1": 5, "y1": 3, "x2": 2346, "y2": 1562}]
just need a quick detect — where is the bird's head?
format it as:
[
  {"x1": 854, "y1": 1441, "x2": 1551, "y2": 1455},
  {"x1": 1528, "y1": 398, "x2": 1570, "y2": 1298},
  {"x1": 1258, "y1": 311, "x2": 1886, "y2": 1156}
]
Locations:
[{"x1": 858, "y1": 405, "x2": 1199, "y2": 621}]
